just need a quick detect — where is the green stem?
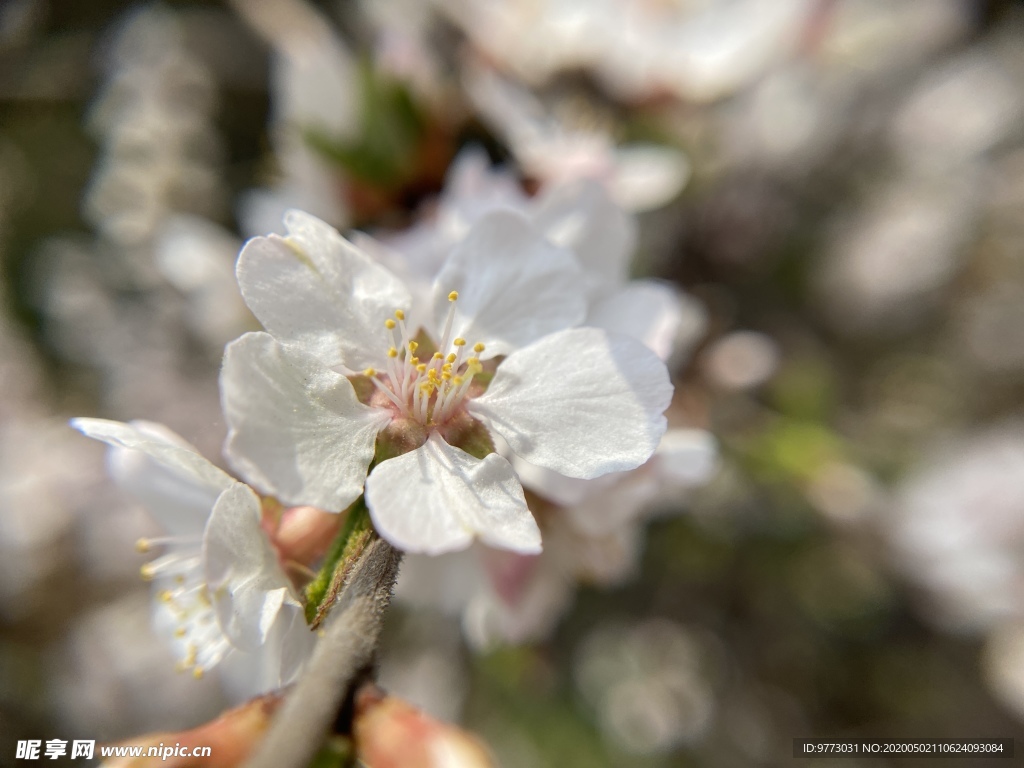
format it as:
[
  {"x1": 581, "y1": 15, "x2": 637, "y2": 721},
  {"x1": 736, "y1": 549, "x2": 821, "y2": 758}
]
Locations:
[{"x1": 304, "y1": 497, "x2": 371, "y2": 625}]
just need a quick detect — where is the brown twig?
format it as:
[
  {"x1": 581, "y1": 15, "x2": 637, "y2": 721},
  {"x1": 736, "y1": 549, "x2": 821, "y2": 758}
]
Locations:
[{"x1": 242, "y1": 535, "x2": 401, "y2": 768}]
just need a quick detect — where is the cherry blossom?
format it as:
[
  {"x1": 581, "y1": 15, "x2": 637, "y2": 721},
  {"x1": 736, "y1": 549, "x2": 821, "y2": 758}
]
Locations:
[
  {"x1": 221, "y1": 209, "x2": 673, "y2": 555},
  {"x1": 71, "y1": 418, "x2": 313, "y2": 693}
]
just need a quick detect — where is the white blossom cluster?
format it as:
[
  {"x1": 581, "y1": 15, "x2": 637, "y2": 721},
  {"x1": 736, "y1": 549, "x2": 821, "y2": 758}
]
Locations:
[{"x1": 73, "y1": 135, "x2": 715, "y2": 693}]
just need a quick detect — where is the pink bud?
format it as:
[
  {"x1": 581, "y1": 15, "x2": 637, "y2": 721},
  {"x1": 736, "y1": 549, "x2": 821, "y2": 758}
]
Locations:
[
  {"x1": 99, "y1": 693, "x2": 283, "y2": 767},
  {"x1": 271, "y1": 505, "x2": 342, "y2": 568},
  {"x1": 353, "y1": 684, "x2": 497, "y2": 768}
]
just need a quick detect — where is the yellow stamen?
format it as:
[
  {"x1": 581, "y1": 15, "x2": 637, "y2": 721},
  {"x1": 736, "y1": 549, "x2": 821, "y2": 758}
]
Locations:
[
  {"x1": 410, "y1": 356, "x2": 419, "y2": 365},
  {"x1": 454, "y1": 338, "x2": 466, "y2": 347},
  {"x1": 408, "y1": 341, "x2": 419, "y2": 353},
  {"x1": 387, "y1": 347, "x2": 398, "y2": 358},
  {"x1": 363, "y1": 367, "x2": 376, "y2": 377},
  {"x1": 192, "y1": 667, "x2": 205, "y2": 680},
  {"x1": 442, "y1": 372, "x2": 451, "y2": 381},
  {"x1": 448, "y1": 291, "x2": 459, "y2": 302},
  {"x1": 158, "y1": 590, "x2": 173, "y2": 603},
  {"x1": 416, "y1": 363, "x2": 427, "y2": 373},
  {"x1": 135, "y1": 538, "x2": 151, "y2": 554},
  {"x1": 467, "y1": 357, "x2": 479, "y2": 367},
  {"x1": 394, "y1": 309, "x2": 405, "y2": 321},
  {"x1": 140, "y1": 565, "x2": 155, "y2": 581},
  {"x1": 473, "y1": 342, "x2": 486, "y2": 353},
  {"x1": 446, "y1": 353, "x2": 457, "y2": 363},
  {"x1": 432, "y1": 352, "x2": 443, "y2": 360},
  {"x1": 453, "y1": 376, "x2": 464, "y2": 385},
  {"x1": 385, "y1": 319, "x2": 396, "y2": 330}
]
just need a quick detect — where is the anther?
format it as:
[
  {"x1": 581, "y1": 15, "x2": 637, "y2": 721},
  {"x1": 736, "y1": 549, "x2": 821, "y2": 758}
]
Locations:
[
  {"x1": 135, "y1": 538, "x2": 151, "y2": 554},
  {"x1": 433, "y1": 352, "x2": 443, "y2": 360},
  {"x1": 446, "y1": 353, "x2": 457, "y2": 363},
  {"x1": 140, "y1": 565, "x2": 155, "y2": 581},
  {"x1": 388, "y1": 347, "x2": 398, "y2": 358},
  {"x1": 193, "y1": 667, "x2": 205, "y2": 680},
  {"x1": 448, "y1": 291, "x2": 459, "y2": 302},
  {"x1": 408, "y1": 341, "x2": 419, "y2": 353},
  {"x1": 394, "y1": 309, "x2": 405, "y2": 321},
  {"x1": 474, "y1": 342, "x2": 486, "y2": 353},
  {"x1": 385, "y1": 319, "x2": 396, "y2": 330},
  {"x1": 364, "y1": 367, "x2": 376, "y2": 377},
  {"x1": 416, "y1": 363, "x2": 426, "y2": 373},
  {"x1": 454, "y1": 338, "x2": 466, "y2": 347}
]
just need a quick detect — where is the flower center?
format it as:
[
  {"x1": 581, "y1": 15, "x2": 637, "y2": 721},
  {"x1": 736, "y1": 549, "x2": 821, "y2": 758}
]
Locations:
[{"x1": 363, "y1": 291, "x2": 486, "y2": 427}]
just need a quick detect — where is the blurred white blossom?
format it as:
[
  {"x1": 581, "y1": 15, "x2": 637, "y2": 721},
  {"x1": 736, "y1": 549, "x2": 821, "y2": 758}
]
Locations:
[
  {"x1": 575, "y1": 619, "x2": 717, "y2": 754},
  {"x1": 888, "y1": 423, "x2": 1024, "y2": 633}
]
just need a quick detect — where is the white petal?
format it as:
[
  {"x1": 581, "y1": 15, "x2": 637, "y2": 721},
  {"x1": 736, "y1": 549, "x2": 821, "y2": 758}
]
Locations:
[
  {"x1": 237, "y1": 210, "x2": 411, "y2": 370},
  {"x1": 215, "y1": 606, "x2": 315, "y2": 700},
  {"x1": 588, "y1": 280, "x2": 705, "y2": 361},
  {"x1": 462, "y1": 552, "x2": 574, "y2": 650},
  {"x1": 530, "y1": 179, "x2": 636, "y2": 292},
  {"x1": 274, "y1": 606, "x2": 317, "y2": 686},
  {"x1": 607, "y1": 144, "x2": 690, "y2": 211},
  {"x1": 562, "y1": 473, "x2": 661, "y2": 537},
  {"x1": 203, "y1": 483, "x2": 295, "y2": 651},
  {"x1": 654, "y1": 429, "x2": 718, "y2": 486},
  {"x1": 270, "y1": 20, "x2": 357, "y2": 139},
  {"x1": 365, "y1": 433, "x2": 541, "y2": 556},
  {"x1": 469, "y1": 328, "x2": 672, "y2": 479},
  {"x1": 72, "y1": 418, "x2": 232, "y2": 536},
  {"x1": 432, "y1": 210, "x2": 586, "y2": 358},
  {"x1": 221, "y1": 332, "x2": 390, "y2": 511}
]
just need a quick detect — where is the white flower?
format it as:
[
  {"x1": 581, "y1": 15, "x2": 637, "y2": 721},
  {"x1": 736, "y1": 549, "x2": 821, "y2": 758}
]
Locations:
[
  {"x1": 71, "y1": 418, "x2": 313, "y2": 693},
  {"x1": 221, "y1": 209, "x2": 673, "y2": 556},
  {"x1": 889, "y1": 423, "x2": 1024, "y2": 633}
]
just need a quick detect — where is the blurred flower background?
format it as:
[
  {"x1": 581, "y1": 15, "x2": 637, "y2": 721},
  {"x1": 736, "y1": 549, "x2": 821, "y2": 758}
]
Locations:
[{"x1": 2, "y1": 0, "x2": 1024, "y2": 764}]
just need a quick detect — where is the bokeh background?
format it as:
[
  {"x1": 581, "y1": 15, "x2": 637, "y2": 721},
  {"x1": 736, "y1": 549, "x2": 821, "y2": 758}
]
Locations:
[{"x1": 2, "y1": 0, "x2": 1024, "y2": 765}]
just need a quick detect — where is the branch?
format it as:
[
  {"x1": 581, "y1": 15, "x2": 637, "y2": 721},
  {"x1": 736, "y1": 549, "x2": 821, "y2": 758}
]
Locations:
[{"x1": 242, "y1": 535, "x2": 402, "y2": 768}]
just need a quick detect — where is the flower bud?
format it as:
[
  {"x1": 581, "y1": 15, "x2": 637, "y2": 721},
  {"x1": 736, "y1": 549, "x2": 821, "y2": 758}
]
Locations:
[
  {"x1": 271, "y1": 505, "x2": 342, "y2": 567},
  {"x1": 353, "y1": 684, "x2": 496, "y2": 768},
  {"x1": 99, "y1": 693, "x2": 283, "y2": 767}
]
